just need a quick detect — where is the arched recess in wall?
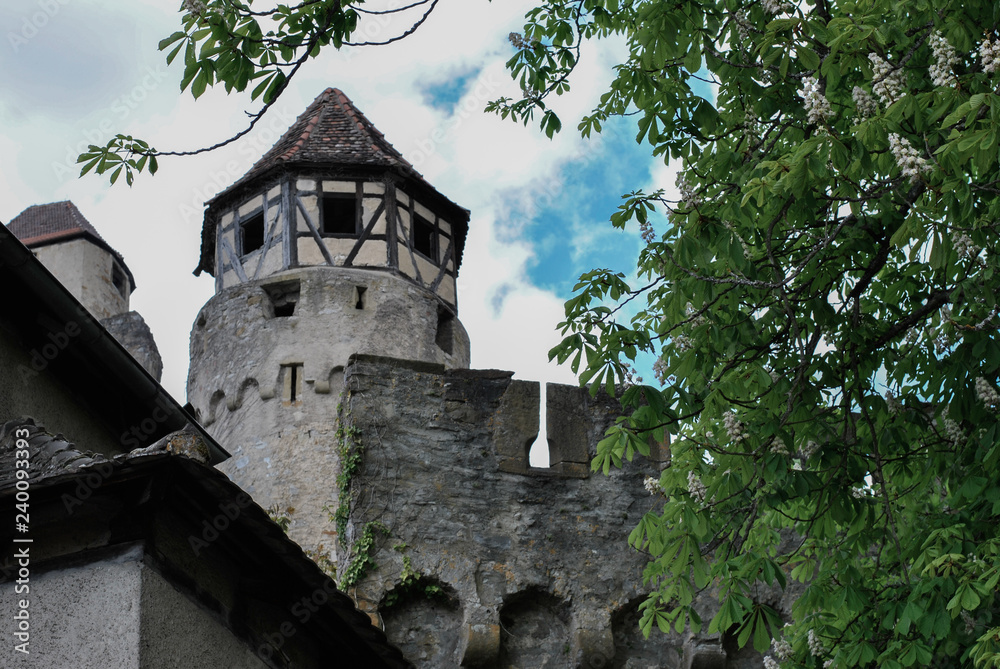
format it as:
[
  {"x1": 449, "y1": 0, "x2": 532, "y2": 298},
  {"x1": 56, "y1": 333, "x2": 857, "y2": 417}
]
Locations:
[
  {"x1": 234, "y1": 377, "x2": 259, "y2": 409},
  {"x1": 498, "y1": 588, "x2": 571, "y2": 668},
  {"x1": 205, "y1": 390, "x2": 226, "y2": 426},
  {"x1": 379, "y1": 577, "x2": 462, "y2": 666},
  {"x1": 611, "y1": 598, "x2": 683, "y2": 669}
]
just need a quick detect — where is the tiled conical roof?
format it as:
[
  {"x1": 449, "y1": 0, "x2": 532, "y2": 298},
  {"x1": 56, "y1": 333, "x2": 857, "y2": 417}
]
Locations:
[
  {"x1": 8, "y1": 201, "x2": 135, "y2": 290},
  {"x1": 219, "y1": 88, "x2": 420, "y2": 199}
]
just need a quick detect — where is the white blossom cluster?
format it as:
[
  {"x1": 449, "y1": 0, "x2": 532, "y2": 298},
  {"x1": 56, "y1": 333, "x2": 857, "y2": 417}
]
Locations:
[
  {"x1": 976, "y1": 377, "x2": 1000, "y2": 409},
  {"x1": 962, "y1": 610, "x2": 976, "y2": 634},
  {"x1": 943, "y1": 412, "x2": 964, "y2": 445},
  {"x1": 734, "y1": 10, "x2": 751, "y2": 42},
  {"x1": 799, "y1": 76, "x2": 832, "y2": 125},
  {"x1": 184, "y1": 0, "x2": 207, "y2": 15},
  {"x1": 676, "y1": 172, "x2": 702, "y2": 210},
  {"x1": 673, "y1": 334, "x2": 693, "y2": 352},
  {"x1": 808, "y1": 629, "x2": 824, "y2": 656},
  {"x1": 980, "y1": 38, "x2": 1000, "y2": 74},
  {"x1": 763, "y1": 658, "x2": 780, "y2": 669},
  {"x1": 653, "y1": 357, "x2": 668, "y2": 385},
  {"x1": 869, "y1": 54, "x2": 906, "y2": 105},
  {"x1": 888, "y1": 133, "x2": 931, "y2": 181},
  {"x1": 852, "y1": 86, "x2": 878, "y2": 119},
  {"x1": 723, "y1": 413, "x2": 746, "y2": 443},
  {"x1": 851, "y1": 487, "x2": 867, "y2": 499},
  {"x1": 644, "y1": 476, "x2": 662, "y2": 495},
  {"x1": 885, "y1": 390, "x2": 901, "y2": 415},
  {"x1": 639, "y1": 219, "x2": 656, "y2": 244},
  {"x1": 772, "y1": 633, "x2": 793, "y2": 660},
  {"x1": 770, "y1": 439, "x2": 790, "y2": 455},
  {"x1": 929, "y1": 32, "x2": 959, "y2": 87},
  {"x1": 953, "y1": 233, "x2": 979, "y2": 258},
  {"x1": 800, "y1": 440, "x2": 819, "y2": 460},
  {"x1": 687, "y1": 471, "x2": 707, "y2": 503},
  {"x1": 762, "y1": 0, "x2": 791, "y2": 15}
]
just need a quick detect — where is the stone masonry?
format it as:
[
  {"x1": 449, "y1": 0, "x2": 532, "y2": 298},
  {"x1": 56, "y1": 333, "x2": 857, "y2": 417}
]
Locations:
[{"x1": 334, "y1": 355, "x2": 782, "y2": 669}]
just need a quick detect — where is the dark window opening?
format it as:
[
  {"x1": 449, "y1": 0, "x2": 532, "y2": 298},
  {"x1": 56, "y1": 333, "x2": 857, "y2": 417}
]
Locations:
[
  {"x1": 282, "y1": 364, "x2": 303, "y2": 405},
  {"x1": 321, "y1": 194, "x2": 358, "y2": 235},
  {"x1": 264, "y1": 280, "x2": 300, "y2": 318},
  {"x1": 413, "y1": 214, "x2": 437, "y2": 262},
  {"x1": 111, "y1": 262, "x2": 128, "y2": 299},
  {"x1": 435, "y1": 308, "x2": 454, "y2": 354},
  {"x1": 241, "y1": 211, "x2": 265, "y2": 255},
  {"x1": 354, "y1": 286, "x2": 367, "y2": 310}
]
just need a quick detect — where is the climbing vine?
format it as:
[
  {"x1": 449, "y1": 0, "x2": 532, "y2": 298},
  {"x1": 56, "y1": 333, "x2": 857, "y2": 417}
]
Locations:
[
  {"x1": 380, "y1": 542, "x2": 448, "y2": 608},
  {"x1": 339, "y1": 520, "x2": 389, "y2": 588},
  {"x1": 334, "y1": 410, "x2": 364, "y2": 540}
]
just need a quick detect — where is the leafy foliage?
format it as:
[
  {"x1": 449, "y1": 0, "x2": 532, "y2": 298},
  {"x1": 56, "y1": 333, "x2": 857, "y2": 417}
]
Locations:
[{"x1": 498, "y1": 0, "x2": 1000, "y2": 666}]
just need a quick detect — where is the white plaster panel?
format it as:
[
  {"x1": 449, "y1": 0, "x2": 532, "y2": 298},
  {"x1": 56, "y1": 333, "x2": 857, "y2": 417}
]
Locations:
[
  {"x1": 397, "y1": 246, "x2": 415, "y2": 278},
  {"x1": 439, "y1": 275, "x2": 456, "y2": 305},
  {"x1": 322, "y1": 180, "x2": 356, "y2": 193},
  {"x1": 396, "y1": 190, "x2": 411, "y2": 207},
  {"x1": 297, "y1": 238, "x2": 326, "y2": 266},
  {"x1": 439, "y1": 219, "x2": 452, "y2": 236},
  {"x1": 296, "y1": 179, "x2": 315, "y2": 192},
  {"x1": 299, "y1": 195, "x2": 319, "y2": 232},
  {"x1": 266, "y1": 185, "x2": 281, "y2": 200},
  {"x1": 413, "y1": 200, "x2": 435, "y2": 223},
  {"x1": 351, "y1": 241, "x2": 389, "y2": 267},
  {"x1": 362, "y1": 199, "x2": 386, "y2": 235},
  {"x1": 220, "y1": 211, "x2": 235, "y2": 227},
  {"x1": 238, "y1": 195, "x2": 263, "y2": 217},
  {"x1": 323, "y1": 238, "x2": 358, "y2": 265},
  {"x1": 415, "y1": 255, "x2": 438, "y2": 284},
  {"x1": 363, "y1": 182, "x2": 386, "y2": 194}
]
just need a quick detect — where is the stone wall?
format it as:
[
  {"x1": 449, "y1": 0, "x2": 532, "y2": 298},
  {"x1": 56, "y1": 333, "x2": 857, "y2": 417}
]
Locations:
[
  {"x1": 101, "y1": 311, "x2": 163, "y2": 382},
  {"x1": 33, "y1": 238, "x2": 129, "y2": 320},
  {"x1": 335, "y1": 355, "x2": 775, "y2": 669}
]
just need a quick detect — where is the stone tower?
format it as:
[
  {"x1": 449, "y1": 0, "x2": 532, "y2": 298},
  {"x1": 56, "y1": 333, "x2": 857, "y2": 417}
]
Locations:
[
  {"x1": 7, "y1": 201, "x2": 163, "y2": 381},
  {"x1": 187, "y1": 88, "x2": 471, "y2": 565}
]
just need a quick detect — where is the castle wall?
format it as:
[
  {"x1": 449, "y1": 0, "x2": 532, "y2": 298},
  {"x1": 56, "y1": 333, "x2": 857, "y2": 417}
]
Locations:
[
  {"x1": 33, "y1": 238, "x2": 129, "y2": 320},
  {"x1": 101, "y1": 311, "x2": 164, "y2": 382},
  {"x1": 188, "y1": 267, "x2": 471, "y2": 564},
  {"x1": 335, "y1": 355, "x2": 720, "y2": 668}
]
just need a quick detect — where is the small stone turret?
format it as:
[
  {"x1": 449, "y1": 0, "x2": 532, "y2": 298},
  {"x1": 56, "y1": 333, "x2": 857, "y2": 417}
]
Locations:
[
  {"x1": 7, "y1": 201, "x2": 163, "y2": 381},
  {"x1": 187, "y1": 88, "x2": 471, "y2": 564}
]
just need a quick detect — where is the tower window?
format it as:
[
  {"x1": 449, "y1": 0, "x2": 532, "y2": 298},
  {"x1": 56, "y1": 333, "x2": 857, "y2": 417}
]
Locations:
[
  {"x1": 354, "y1": 286, "x2": 367, "y2": 310},
  {"x1": 282, "y1": 364, "x2": 303, "y2": 405},
  {"x1": 413, "y1": 213, "x2": 437, "y2": 263},
  {"x1": 111, "y1": 262, "x2": 128, "y2": 299},
  {"x1": 321, "y1": 194, "x2": 358, "y2": 235},
  {"x1": 241, "y1": 211, "x2": 265, "y2": 255},
  {"x1": 264, "y1": 280, "x2": 300, "y2": 318}
]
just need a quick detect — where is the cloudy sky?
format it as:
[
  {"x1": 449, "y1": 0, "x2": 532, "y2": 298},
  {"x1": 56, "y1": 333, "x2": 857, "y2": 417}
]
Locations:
[{"x1": 0, "y1": 0, "x2": 673, "y2": 414}]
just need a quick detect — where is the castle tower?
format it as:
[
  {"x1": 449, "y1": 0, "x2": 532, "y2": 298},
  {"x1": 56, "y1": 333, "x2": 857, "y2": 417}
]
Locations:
[
  {"x1": 9, "y1": 201, "x2": 135, "y2": 320},
  {"x1": 7, "y1": 201, "x2": 163, "y2": 381},
  {"x1": 187, "y1": 88, "x2": 471, "y2": 565}
]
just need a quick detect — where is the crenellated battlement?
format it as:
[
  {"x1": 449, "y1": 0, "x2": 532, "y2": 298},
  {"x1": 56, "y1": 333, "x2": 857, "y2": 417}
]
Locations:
[{"x1": 334, "y1": 355, "x2": 753, "y2": 668}]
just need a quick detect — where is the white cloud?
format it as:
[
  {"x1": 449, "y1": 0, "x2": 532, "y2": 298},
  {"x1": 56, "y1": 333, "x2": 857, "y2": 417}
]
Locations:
[{"x1": 1, "y1": 0, "x2": 650, "y2": 399}]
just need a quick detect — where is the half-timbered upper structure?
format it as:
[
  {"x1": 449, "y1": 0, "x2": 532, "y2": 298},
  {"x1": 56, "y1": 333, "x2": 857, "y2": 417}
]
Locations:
[{"x1": 196, "y1": 87, "x2": 468, "y2": 313}]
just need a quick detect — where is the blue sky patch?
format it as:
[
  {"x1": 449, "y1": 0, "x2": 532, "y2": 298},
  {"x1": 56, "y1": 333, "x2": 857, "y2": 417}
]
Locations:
[{"x1": 420, "y1": 68, "x2": 482, "y2": 113}]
